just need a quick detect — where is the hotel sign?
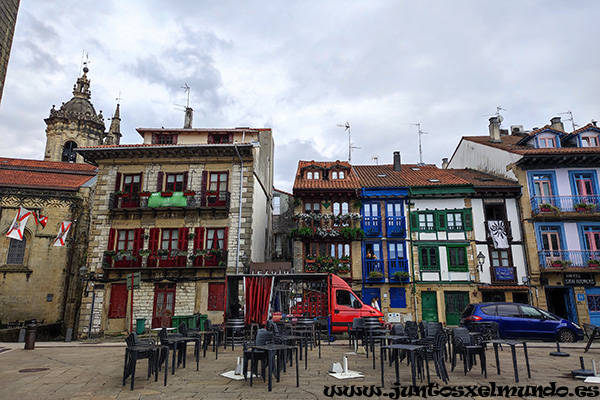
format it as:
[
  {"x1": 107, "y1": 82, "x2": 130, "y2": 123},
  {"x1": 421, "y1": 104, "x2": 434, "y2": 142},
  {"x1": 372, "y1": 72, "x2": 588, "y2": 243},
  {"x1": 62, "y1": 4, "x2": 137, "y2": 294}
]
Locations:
[{"x1": 563, "y1": 273, "x2": 596, "y2": 286}]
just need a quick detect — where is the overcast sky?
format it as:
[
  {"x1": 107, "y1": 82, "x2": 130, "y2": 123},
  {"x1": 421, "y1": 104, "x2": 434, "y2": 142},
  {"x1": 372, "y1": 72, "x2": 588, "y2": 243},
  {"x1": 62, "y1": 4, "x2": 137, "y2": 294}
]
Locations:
[{"x1": 1, "y1": 1, "x2": 600, "y2": 192}]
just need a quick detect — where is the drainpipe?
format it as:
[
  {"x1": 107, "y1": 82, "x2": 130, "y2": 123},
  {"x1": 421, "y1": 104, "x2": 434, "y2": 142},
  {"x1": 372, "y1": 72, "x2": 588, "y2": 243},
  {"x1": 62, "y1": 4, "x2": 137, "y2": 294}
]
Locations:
[
  {"x1": 234, "y1": 143, "x2": 244, "y2": 274},
  {"x1": 407, "y1": 196, "x2": 418, "y2": 322}
]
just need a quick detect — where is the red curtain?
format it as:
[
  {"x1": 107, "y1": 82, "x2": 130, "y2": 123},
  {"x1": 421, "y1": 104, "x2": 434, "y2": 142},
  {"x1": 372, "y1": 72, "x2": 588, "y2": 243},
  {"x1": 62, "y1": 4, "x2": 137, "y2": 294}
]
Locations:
[{"x1": 244, "y1": 276, "x2": 274, "y2": 326}]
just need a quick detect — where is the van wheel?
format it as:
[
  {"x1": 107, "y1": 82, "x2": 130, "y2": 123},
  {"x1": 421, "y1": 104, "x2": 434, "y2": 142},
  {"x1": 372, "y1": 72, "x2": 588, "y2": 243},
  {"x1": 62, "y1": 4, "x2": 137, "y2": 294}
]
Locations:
[{"x1": 558, "y1": 329, "x2": 575, "y2": 343}]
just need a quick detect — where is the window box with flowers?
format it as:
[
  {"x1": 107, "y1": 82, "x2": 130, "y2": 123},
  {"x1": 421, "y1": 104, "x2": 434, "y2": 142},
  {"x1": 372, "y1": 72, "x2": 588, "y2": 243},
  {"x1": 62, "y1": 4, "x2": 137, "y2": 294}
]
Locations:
[
  {"x1": 161, "y1": 190, "x2": 173, "y2": 197},
  {"x1": 157, "y1": 249, "x2": 169, "y2": 257},
  {"x1": 305, "y1": 263, "x2": 317, "y2": 273},
  {"x1": 183, "y1": 191, "x2": 196, "y2": 197},
  {"x1": 305, "y1": 254, "x2": 317, "y2": 264},
  {"x1": 138, "y1": 249, "x2": 151, "y2": 257},
  {"x1": 290, "y1": 227, "x2": 313, "y2": 239},
  {"x1": 138, "y1": 191, "x2": 152, "y2": 197},
  {"x1": 539, "y1": 203, "x2": 559, "y2": 213},
  {"x1": 550, "y1": 260, "x2": 571, "y2": 268},
  {"x1": 575, "y1": 203, "x2": 596, "y2": 212},
  {"x1": 393, "y1": 271, "x2": 410, "y2": 282},
  {"x1": 336, "y1": 263, "x2": 351, "y2": 274},
  {"x1": 115, "y1": 190, "x2": 129, "y2": 198},
  {"x1": 587, "y1": 259, "x2": 600, "y2": 268},
  {"x1": 367, "y1": 270, "x2": 384, "y2": 280}
]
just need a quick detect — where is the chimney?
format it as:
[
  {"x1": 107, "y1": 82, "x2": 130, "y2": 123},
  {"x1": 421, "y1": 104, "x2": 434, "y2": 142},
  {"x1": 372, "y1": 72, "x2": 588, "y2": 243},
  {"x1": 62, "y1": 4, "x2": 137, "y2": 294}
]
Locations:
[
  {"x1": 550, "y1": 117, "x2": 564, "y2": 132},
  {"x1": 393, "y1": 151, "x2": 401, "y2": 172},
  {"x1": 184, "y1": 107, "x2": 193, "y2": 129},
  {"x1": 441, "y1": 158, "x2": 449, "y2": 169},
  {"x1": 489, "y1": 116, "x2": 501, "y2": 143}
]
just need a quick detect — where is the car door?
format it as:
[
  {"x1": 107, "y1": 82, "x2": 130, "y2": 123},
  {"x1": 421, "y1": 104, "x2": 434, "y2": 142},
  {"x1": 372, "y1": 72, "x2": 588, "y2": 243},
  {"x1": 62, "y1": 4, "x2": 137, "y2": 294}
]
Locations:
[
  {"x1": 333, "y1": 288, "x2": 364, "y2": 328},
  {"x1": 519, "y1": 305, "x2": 557, "y2": 340},
  {"x1": 495, "y1": 304, "x2": 522, "y2": 338}
]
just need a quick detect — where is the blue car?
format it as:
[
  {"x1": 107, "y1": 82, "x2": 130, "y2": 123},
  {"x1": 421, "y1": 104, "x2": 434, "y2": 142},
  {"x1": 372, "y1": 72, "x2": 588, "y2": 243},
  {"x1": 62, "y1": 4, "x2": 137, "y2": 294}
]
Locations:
[{"x1": 460, "y1": 302, "x2": 584, "y2": 342}]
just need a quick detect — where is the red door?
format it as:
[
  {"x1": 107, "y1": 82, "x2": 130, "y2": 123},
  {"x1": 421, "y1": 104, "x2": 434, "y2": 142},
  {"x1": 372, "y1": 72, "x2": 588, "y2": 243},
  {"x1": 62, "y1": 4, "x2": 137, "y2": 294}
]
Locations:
[
  {"x1": 152, "y1": 283, "x2": 176, "y2": 328},
  {"x1": 108, "y1": 283, "x2": 127, "y2": 319}
]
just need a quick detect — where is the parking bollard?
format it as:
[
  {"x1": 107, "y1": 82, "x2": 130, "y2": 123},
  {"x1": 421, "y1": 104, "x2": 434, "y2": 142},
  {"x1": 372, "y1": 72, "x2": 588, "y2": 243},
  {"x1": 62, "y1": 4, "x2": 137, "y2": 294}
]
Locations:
[{"x1": 24, "y1": 321, "x2": 37, "y2": 350}]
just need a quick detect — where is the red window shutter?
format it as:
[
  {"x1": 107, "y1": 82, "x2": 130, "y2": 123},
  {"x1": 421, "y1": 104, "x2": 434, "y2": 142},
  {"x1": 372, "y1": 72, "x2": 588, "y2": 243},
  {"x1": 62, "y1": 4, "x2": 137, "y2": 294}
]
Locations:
[
  {"x1": 228, "y1": 133, "x2": 233, "y2": 143},
  {"x1": 178, "y1": 227, "x2": 189, "y2": 267},
  {"x1": 172, "y1": 134, "x2": 178, "y2": 144},
  {"x1": 115, "y1": 172, "x2": 122, "y2": 191},
  {"x1": 223, "y1": 227, "x2": 228, "y2": 250},
  {"x1": 108, "y1": 283, "x2": 127, "y2": 318},
  {"x1": 108, "y1": 228, "x2": 116, "y2": 250},
  {"x1": 193, "y1": 227, "x2": 205, "y2": 250},
  {"x1": 183, "y1": 171, "x2": 189, "y2": 191},
  {"x1": 156, "y1": 172, "x2": 164, "y2": 192},
  {"x1": 200, "y1": 171, "x2": 208, "y2": 206},
  {"x1": 133, "y1": 228, "x2": 144, "y2": 267},
  {"x1": 148, "y1": 228, "x2": 160, "y2": 268}
]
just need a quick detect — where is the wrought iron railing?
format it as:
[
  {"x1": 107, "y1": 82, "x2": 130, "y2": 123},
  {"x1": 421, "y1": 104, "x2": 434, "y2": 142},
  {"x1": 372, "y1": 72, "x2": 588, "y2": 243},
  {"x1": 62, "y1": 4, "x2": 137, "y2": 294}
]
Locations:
[
  {"x1": 538, "y1": 250, "x2": 600, "y2": 269},
  {"x1": 531, "y1": 195, "x2": 600, "y2": 214},
  {"x1": 362, "y1": 216, "x2": 382, "y2": 237},
  {"x1": 363, "y1": 259, "x2": 385, "y2": 280}
]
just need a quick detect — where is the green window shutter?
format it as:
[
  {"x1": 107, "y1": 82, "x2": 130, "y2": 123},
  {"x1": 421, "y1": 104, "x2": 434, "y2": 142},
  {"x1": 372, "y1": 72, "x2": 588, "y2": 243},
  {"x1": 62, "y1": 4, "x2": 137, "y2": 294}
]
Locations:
[
  {"x1": 437, "y1": 211, "x2": 447, "y2": 231},
  {"x1": 464, "y1": 209, "x2": 473, "y2": 231},
  {"x1": 410, "y1": 213, "x2": 419, "y2": 231}
]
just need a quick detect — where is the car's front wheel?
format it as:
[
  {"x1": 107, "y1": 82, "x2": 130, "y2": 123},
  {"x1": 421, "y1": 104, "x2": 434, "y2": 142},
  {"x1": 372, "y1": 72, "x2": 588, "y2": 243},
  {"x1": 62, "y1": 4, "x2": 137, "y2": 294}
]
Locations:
[{"x1": 557, "y1": 328, "x2": 575, "y2": 342}]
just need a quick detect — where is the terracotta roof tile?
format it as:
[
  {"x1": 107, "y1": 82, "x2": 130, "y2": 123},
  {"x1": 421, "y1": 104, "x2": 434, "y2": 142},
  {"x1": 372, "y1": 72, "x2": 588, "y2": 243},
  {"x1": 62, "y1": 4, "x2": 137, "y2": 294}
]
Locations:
[
  {"x1": 0, "y1": 158, "x2": 97, "y2": 191},
  {"x1": 463, "y1": 136, "x2": 600, "y2": 155},
  {"x1": 293, "y1": 160, "x2": 361, "y2": 191},
  {"x1": 355, "y1": 164, "x2": 471, "y2": 187}
]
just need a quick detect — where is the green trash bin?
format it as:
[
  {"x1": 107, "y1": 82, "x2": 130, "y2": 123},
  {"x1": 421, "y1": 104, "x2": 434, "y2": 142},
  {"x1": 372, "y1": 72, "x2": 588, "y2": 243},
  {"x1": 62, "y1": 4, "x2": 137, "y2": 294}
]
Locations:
[
  {"x1": 186, "y1": 315, "x2": 197, "y2": 329},
  {"x1": 171, "y1": 316, "x2": 183, "y2": 330},
  {"x1": 198, "y1": 314, "x2": 208, "y2": 331},
  {"x1": 135, "y1": 318, "x2": 146, "y2": 335}
]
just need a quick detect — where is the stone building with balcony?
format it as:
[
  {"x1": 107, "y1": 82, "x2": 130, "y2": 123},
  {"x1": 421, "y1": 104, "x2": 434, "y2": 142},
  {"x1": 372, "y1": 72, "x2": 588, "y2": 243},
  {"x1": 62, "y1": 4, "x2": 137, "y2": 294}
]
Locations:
[
  {"x1": 449, "y1": 116, "x2": 600, "y2": 325},
  {"x1": 76, "y1": 124, "x2": 274, "y2": 336},
  {"x1": 291, "y1": 160, "x2": 363, "y2": 292}
]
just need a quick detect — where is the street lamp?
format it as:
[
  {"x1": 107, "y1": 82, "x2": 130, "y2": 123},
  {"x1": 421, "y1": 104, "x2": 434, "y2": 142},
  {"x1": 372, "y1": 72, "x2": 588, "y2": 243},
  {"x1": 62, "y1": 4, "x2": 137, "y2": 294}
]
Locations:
[
  {"x1": 240, "y1": 252, "x2": 250, "y2": 273},
  {"x1": 477, "y1": 252, "x2": 486, "y2": 272}
]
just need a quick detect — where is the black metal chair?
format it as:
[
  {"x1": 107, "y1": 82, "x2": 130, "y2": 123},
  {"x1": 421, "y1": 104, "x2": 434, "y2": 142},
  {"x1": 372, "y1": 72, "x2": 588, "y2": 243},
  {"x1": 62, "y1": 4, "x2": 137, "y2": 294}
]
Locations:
[
  {"x1": 421, "y1": 331, "x2": 449, "y2": 383},
  {"x1": 451, "y1": 327, "x2": 487, "y2": 378},
  {"x1": 348, "y1": 318, "x2": 365, "y2": 349}
]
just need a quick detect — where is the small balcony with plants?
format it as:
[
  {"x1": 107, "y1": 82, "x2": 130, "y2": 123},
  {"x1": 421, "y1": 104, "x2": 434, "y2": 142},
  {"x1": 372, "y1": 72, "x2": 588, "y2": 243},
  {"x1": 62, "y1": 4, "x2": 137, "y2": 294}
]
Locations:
[
  {"x1": 109, "y1": 190, "x2": 231, "y2": 211},
  {"x1": 385, "y1": 216, "x2": 407, "y2": 238},
  {"x1": 363, "y1": 259, "x2": 385, "y2": 282},
  {"x1": 388, "y1": 259, "x2": 410, "y2": 282},
  {"x1": 531, "y1": 196, "x2": 600, "y2": 215},
  {"x1": 538, "y1": 250, "x2": 600, "y2": 270},
  {"x1": 303, "y1": 254, "x2": 352, "y2": 275}
]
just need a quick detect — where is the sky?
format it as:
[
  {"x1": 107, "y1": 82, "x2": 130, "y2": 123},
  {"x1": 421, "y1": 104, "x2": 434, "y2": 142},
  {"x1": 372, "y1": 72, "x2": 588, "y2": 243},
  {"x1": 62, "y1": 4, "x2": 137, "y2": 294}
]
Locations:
[{"x1": 1, "y1": 1, "x2": 600, "y2": 192}]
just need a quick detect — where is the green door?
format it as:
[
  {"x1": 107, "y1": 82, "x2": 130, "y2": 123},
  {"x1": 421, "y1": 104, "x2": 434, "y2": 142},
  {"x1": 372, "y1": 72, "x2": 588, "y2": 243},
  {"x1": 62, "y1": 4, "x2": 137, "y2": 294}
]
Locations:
[
  {"x1": 421, "y1": 291, "x2": 438, "y2": 322},
  {"x1": 444, "y1": 291, "x2": 469, "y2": 326}
]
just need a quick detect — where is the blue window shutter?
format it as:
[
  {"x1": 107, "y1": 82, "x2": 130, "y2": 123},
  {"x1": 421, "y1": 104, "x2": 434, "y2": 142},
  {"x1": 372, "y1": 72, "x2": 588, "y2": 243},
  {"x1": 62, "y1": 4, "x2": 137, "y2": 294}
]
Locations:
[{"x1": 389, "y1": 288, "x2": 406, "y2": 308}]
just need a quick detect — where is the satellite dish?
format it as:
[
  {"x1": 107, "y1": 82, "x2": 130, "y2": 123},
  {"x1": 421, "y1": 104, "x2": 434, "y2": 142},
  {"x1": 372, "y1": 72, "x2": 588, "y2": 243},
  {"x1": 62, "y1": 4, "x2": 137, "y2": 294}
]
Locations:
[{"x1": 497, "y1": 115, "x2": 504, "y2": 123}]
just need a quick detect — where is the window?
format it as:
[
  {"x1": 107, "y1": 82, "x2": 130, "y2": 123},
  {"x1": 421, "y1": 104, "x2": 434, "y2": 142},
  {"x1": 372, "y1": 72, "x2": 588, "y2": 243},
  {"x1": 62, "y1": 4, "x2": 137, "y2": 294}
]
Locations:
[
  {"x1": 339, "y1": 171, "x2": 345, "y2": 179},
  {"x1": 117, "y1": 230, "x2": 135, "y2": 251},
  {"x1": 446, "y1": 212, "x2": 463, "y2": 231},
  {"x1": 330, "y1": 170, "x2": 345, "y2": 179},
  {"x1": 209, "y1": 172, "x2": 228, "y2": 194},
  {"x1": 330, "y1": 243, "x2": 350, "y2": 258},
  {"x1": 153, "y1": 134, "x2": 177, "y2": 144},
  {"x1": 207, "y1": 283, "x2": 225, "y2": 311},
  {"x1": 411, "y1": 209, "x2": 472, "y2": 232},
  {"x1": 273, "y1": 196, "x2": 281, "y2": 215},
  {"x1": 7, "y1": 237, "x2": 26, "y2": 264},
  {"x1": 520, "y1": 305, "x2": 543, "y2": 319},
  {"x1": 209, "y1": 134, "x2": 230, "y2": 144},
  {"x1": 531, "y1": 173, "x2": 555, "y2": 198},
  {"x1": 206, "y1": 228, "x2": 226, "y2": 250},
  {"x1": 304, "y1": 202, "x2": 320, "y2": 214},
  {"x1": 538, "y1": 137, "x2": 555, "y2": 148},
  {"x1": 447, "y1": 246, "x2": 468, "y2": 271},
  {"x1": 419, "y1": 246, "x2": 439, "y2": 270},
  {"x1": 161, "y1": 229, "x2": 179, "y2": 253},
  {"x1": 496, "y1": 304, "x2": 520, "y2": 317},
  {"x1": 582, "y1": 136, "x2": 599, "y2": 147},
  {"x1": 123, "y1": 174, "x2": 141, "y2": 195},
  {"x1": 419, "y1": 213, "x2": 435, "y2": 231},
  {"x1": 62, "y1": 141, "x2": 78, "y2": 162},
  {"x1": 336, "y1": 290, "x2": 362, "y2": 308},
  {"x1": 331, "y1": 171, "x2": 338, "y2": 179},
  {"x1": 571, "y1": 172, "x2": 596, "y2": 196},
  {"x1": 166, "y1": 173, "x2": 185, "y2": 191},
  {"x1": 490, "y1": 249, "x2": 510, "y2": 267},
  {"x1": 307, "y1": 172, "x2": 313, "y2": 179}
]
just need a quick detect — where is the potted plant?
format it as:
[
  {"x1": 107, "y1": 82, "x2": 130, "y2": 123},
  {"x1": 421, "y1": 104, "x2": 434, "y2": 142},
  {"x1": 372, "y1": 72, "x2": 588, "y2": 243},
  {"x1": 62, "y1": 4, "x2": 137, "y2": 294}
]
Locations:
[
  {"x1": 157, "y1": 249, "x2": 169, "y2": 256},
  {"x1": 138, "y1": 249, "x2": 151, "y2": 257},
  {"x1": 304, "y1": 263, "x2": 317, "y2": 273},
  {"x1": 368, "y1": 270, "x2": 384, "y2": 280},
  {"x1": 574, "y1": 203, "x2": 595, "y2": 212},
  {"x1": 183, "y1": 190, "x2": 196, "y2": 197},
  {"x1": 209, "y1": 248, "x2": 223, "y2": 257},
  {"x1": 161, "y1": 190, "x2": 173, "y2": 197},
  {"x1": 305, "y1": 254, "x2": 316, "y2": 263},
  {"x1": 138, "y1": 191, "x2": 152, "y2": 197},
  {"x1": 117, "y1": 249, "x2": 132, "y2": 258},
  {"x1": 336, "y1": 263, "x2": 351, "y2": 273},
  {"x1": 339, "y1": 255, "x2": 350, "y2": 263},
  {"x1": 550, "y1": 259, "x2": 571, "y2": 268},
  {"x1": 393, "y1": 271, "x2": 410, "y2": 282},
  {"x1": 539, "y1": 203, "x2": 559, "y2": 212},
  {"x1": 195, "y1": 248, "x2": 208, "y2": 257},
  {"x1": 114, "y1": 190, "x2": 129, "y2": 197},
  {"x1": 588, "y1": 259, "x2": 600, "y2": 268},
  {"x1": 177, "y1": 250, "x2": 188, "y2": 257},
  {"x1": 187, "y1": 232, "x2": 196, "y2": 240},
  {"x1": 103, "y1": 250, "x2": 116, "y2": 257}
]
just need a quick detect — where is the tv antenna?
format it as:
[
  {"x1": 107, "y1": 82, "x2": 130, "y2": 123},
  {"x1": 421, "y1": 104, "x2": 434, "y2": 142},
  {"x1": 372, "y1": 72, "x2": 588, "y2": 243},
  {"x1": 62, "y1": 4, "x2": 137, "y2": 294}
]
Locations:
[
  {"x1": 371, "y1": 154, "x2": 379, "y2": 165},
  {"x1": 409, "y1": 123, "x2": 429, "y2": 165},
  {"x1": 483, "y1": 106, "x2": 506, "y2": 126},
  {"x1": 558, "y1": 111, "x2": 578, "y2": 131},
  {"x1": 336, "y1": 122, "x2": 360, "y2": 162}
]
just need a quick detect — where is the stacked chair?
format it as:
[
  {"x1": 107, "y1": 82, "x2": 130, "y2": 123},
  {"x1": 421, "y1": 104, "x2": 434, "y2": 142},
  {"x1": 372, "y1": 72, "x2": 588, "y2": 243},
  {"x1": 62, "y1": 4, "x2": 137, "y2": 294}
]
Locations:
[{"x1": 451, "y1": 327, "x2": 487, "y2": 378}]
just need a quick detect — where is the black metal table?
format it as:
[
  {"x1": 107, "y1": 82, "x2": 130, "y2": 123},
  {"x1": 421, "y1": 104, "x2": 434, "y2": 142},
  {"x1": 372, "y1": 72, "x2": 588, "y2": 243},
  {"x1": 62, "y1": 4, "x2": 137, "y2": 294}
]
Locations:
[
  {"x1": 190, "y1": 330, "x2": 219, "y2": 359},
  {"x1": 280, "y1": 334, "x2": 308, "y2": 369},
  {"x1": 248, "y1": 344, "x2": 299, "y2": 391},
  {"x1": 369, "y1": 334, "x2": 410, "y2": 370},
  {"x1": 380, "y1": 343, "x2": 428, "y2": 388},
  {"x1": 485, "y1": 339, "x2": 531, "y2": 382}
]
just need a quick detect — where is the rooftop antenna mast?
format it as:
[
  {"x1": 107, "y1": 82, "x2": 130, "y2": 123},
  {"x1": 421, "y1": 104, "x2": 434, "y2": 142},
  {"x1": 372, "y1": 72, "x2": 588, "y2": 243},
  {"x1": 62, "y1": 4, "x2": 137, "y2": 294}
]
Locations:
[
  {"x1": 174, "y1": 83, "x2": 193, "y2": 128},
  {"x1": 558, "y1": 111, "x2": 578, "y2": 131},
  {"x1": 371, "y1": 154, "x2": 379, "y2": 165},
  {"x1": 410, "y1": 123, "x2": 429, "y2": 165},
  {"x1": 80, "y1": 51, "x2": 89, "y2": 75},
  {"x1": 336, "y1": 122, "x2": 360, "y2": 162},
  {"x1": 483, "y1": 106, "x2": 506, "y2": 127}
]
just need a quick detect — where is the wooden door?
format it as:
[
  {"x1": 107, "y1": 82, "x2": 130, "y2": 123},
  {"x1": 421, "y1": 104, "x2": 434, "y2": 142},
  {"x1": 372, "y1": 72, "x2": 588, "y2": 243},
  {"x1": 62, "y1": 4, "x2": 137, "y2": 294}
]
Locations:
[
  {"x1": 421, "y1": 291, "x2": 438, "y2": 322},
  {"x1": 152, "y1": 283, "x2": 176, "y2": 328}
]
